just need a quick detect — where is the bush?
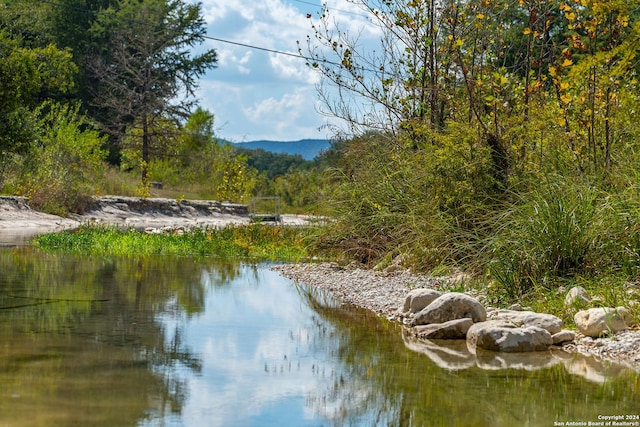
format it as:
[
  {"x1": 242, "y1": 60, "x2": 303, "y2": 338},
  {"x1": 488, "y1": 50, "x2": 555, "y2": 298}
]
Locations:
[
  {"x1": 15, "y1": 102, "x2": 107, "y2": 215},
  {"x1": 319, "y1": 124, "x2": 498, "y2": 269}
]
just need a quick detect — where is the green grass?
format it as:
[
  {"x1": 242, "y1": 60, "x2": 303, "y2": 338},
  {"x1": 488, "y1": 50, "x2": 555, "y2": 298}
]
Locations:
[{"x1": 33, "y1": 223, "x2": 327, "y2": 262}]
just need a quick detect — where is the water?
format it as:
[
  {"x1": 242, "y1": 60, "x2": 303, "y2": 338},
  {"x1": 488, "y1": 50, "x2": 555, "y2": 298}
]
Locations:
[{"x1": 0, "y1": 247, "x2": 638, "y2": 427}]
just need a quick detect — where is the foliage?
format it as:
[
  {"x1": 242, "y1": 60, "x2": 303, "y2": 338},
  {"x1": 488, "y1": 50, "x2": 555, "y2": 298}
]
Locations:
[
  {"x1": 120, "y1": 108, "x2": 259, "y2": 203},
  {"x1": 0, "y1": 29, "x2": 76, "y2": 163},
  {"x1": 299, "y1": 0, "x2": 640, "y2": 304},
  {"x1": 88, "y1": 0, "x2": 217, "y2": 182},
  {"x1": 235, "y1": 147, "x2": 313, "y2": 180},
  {"x1": 13, "y1": 103, "x2": 107, "y2": 215},
  {"x1": 34, "y1": 224, "x2": 325, "y2": 262}
]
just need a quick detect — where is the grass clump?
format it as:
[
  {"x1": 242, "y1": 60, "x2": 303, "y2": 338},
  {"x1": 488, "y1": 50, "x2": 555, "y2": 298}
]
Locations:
[{"x1": 33, "y1": 223, "x2": 326, "y2": 262}]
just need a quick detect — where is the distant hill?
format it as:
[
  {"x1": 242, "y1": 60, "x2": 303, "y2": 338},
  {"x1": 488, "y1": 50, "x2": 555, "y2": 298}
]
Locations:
[{"x1": 231, "y1": 139, "x2": 331, "y2": 160}]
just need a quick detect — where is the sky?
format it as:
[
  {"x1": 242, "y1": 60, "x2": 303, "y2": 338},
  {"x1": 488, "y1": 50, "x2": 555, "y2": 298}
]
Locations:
[{"x1": 194, "y1": 0, "x2": 375, "y2": 142}]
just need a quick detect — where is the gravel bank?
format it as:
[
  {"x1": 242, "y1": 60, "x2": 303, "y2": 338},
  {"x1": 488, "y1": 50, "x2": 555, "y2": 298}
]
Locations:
[{"x1": 272, "y1": 262, "x2": 640, "y2": 370}]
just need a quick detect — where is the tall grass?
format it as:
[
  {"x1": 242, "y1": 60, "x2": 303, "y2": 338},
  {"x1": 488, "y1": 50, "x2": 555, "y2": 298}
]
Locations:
[
  {"x1": 34, "y1": 224, "x2": 326, "y2": 262},
  {"x1": 484, "y1": 180, "x2": 599, "y2": 298}
]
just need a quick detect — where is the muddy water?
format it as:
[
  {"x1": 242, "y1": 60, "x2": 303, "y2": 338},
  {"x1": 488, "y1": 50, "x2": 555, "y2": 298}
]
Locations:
[{"x1": 0, "y1": 248, "x2": 637, "y2": 426}]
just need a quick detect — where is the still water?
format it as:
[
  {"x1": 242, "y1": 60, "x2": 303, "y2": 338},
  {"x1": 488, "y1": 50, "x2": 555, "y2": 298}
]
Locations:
[{"x1": 0, "y1": 247, "x2": 638, "y2": 427}]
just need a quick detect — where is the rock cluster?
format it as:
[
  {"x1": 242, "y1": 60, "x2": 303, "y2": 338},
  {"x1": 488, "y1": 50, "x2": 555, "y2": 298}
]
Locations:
[
  {"x1": 272, "y1": 263, "x2": 640, "y2": 368},
  {"x1": 405, "y1": 291, "x2": 573, "y2": 353}
]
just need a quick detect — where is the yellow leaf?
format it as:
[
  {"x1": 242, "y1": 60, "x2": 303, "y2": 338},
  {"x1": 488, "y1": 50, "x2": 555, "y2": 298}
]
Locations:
[
  {"x1": 560, "y1": 82, "x2": 569, "y2": 90},
  {"x1": 476, "y1": 13, "x2": 485, "y2": 20},
  {"x1": 561, "y1": 58, "x2": 573, "y2": 67},
  {"x1": 523, "y1": 27, "x2": 532, "y2": 35},
  {"x1": 560, "y1": 94, "x2": 572, "y2": 104},
  {"x1": 549, "y1": 66, "x2": 557, "y2": 77},
  {"x1": 453, "y1": 38, "x2": 464, "y2": 49}
]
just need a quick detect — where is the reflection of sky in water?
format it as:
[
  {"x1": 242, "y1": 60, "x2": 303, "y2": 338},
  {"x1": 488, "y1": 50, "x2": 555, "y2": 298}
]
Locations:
[
  {"x1": 150, "y1": 266, "x2": 345, "y2": 427},
  {"x1": 1, "y1": 251, "x2": 638, "y2": 426}
]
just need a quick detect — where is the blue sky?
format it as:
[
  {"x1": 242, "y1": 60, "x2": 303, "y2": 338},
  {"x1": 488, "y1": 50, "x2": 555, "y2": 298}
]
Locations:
[{"x1": 195, "y1": 0, "x2": 374, "y2": 142}]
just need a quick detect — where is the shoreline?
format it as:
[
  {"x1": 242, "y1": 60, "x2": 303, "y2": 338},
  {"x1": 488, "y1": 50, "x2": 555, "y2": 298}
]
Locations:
[
  {"x1": 0, "y1": 195, "x2": 315, "y2": 244},
  {"x1": 272, "y1": 262, "x2": 640, "y2": 372},
  {"x1": 2, "y1": 195, "x2": 639, "y2": 371}
]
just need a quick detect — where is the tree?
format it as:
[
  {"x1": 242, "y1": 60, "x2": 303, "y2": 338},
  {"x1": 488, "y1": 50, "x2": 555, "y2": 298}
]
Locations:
[
  {"x1": 88, "y1": 0, "x2": 217, "y2": 183},
  {"x1": 0, "y1": 28, "x2": 77, "y2": 183},
  {"x1": 301, "y1": 1, "x2": 524, "y2": 181}
]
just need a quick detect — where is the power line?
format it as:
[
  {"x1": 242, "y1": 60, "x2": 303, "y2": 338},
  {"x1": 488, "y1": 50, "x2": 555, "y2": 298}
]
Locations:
[{"x1": 31, "y1": 0, "x2": 378, "y2": 73}]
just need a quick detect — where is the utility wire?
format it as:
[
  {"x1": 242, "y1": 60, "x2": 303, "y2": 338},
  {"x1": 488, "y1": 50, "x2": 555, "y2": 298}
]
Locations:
[{"x1": 32, "y1": 0, "x2": 376, "y2": 72}]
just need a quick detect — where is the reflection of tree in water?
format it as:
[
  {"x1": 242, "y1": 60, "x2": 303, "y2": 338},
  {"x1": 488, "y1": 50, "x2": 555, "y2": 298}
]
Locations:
[
  {"x1": 297, "y1": 284, "x2": 640, "y2": 427},
  {"x1": 0, "y1": 249, "x2": 243, "y2": 426},
  {"x1": 296, "y1": 284, "x2": 398, "y2": 426}
]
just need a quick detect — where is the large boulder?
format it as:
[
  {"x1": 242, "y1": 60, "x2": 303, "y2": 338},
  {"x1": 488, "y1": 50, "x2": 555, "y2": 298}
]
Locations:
[
  {"x1": 403, "y1": 289, "x2": 442, "y2": 314},
  {"x1": 466, "y1": 320, "x2": 553, "y2": 353},
  {"x1": 412, "y1": 318, "x2": 474, "y2": 340},
  {"x1": 574, "y1": 307, "x2": 631, "y2": 337},
  {"x1": 411, "y1": 293, "x2": 486, "y2": 326},
  {"x1": 489, "y1": 309, "x2": 563, "y2": 334}
]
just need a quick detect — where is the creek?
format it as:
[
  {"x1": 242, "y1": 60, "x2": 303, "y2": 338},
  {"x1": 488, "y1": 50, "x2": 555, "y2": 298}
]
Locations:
[{"x1": 0, "y1": 241, "x2": 638, "y2": 426}]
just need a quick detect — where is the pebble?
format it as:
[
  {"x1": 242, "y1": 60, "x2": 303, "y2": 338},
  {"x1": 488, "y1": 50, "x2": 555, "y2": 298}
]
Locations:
[{"x1": 272, "y1": 262, "x2": 640, "y2": 369}]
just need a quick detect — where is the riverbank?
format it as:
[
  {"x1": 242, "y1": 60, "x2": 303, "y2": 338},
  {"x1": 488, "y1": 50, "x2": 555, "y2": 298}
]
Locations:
[
  {"x1": 273, "y1": 262, "x2": 640, "y2": 371},
  {"x1": 0, "y1": 195, "x2": 315, "y2": 243},
  {"x1": 3, "y1": 195, "x2": 639, "y2": 371}
]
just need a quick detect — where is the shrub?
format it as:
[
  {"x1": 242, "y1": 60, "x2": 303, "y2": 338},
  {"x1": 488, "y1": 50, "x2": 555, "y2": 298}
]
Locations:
[{"x1": 16, "y1": 102, "x2": 107, "y2": 215}]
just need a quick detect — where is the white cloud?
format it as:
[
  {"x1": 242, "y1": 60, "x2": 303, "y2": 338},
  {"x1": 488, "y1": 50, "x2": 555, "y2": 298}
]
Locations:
[{"x1": 192, "y1": 0, "x2": 378, "y2": 141}]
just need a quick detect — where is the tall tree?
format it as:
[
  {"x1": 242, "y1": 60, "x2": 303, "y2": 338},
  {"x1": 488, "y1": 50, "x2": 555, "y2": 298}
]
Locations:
[{"x1": 88, "y1": 0, "x2": 217, "y2": 183}]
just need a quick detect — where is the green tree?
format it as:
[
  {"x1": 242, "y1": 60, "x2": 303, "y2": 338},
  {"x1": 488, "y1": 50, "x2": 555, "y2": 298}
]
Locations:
[
  {"x1": 0, "y1": 28, "x2": 77, "y2": 184},
  {"x1": 88, "y1": 0, "x2": 217, "y2": 184}
]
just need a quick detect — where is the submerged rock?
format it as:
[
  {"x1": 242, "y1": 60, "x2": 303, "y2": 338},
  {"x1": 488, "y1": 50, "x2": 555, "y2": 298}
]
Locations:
[
  {"x1": 466, "y1": 320, "x2": 553, "y2": 353},
  {"x1": 411, "y1": 293, "x2": 486, "y2": 326}
]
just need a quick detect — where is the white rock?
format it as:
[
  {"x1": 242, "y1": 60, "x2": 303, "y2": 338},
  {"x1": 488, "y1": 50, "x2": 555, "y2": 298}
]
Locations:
[
  {"x1": 574, "y1": 307, "x2": 630, "y2": 337},
  {"x1": 411, "y1": 293, "x2": 486, "y2": 326},
  {"x1": 466, "y1": 320, "x2": 553, "y2": 353},
  {"x1": 403, "y1": 288, "x2": 442, "y2": 313},
  {"x1": 412, "y1": 318, "x2": 474, "y2": 340},
  {"x1": 489, "y1": 309, "x2": 563, "y2": 334},
  {"x1": 565, "y1": 286, "x2": 591, "y2": 307},
  {"x1": 552, "y1": 330, "x2": 576, "y2": 345}
]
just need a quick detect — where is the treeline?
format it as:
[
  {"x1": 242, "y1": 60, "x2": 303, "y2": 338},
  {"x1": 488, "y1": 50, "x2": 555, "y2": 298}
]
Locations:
[
  {"x1": 0, "y1": 0, "x2": 332, "y2": 214},
  {"x1": 303, "y1": 0, "x2": 640, "y2": 307}
]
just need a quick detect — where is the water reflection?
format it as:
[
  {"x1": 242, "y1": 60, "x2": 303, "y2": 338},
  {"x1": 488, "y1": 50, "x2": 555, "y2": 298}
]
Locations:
[
  {"x1": 299, "y1": 287, "x2": 640, "y2": 427},
  {"x1": 402, "y1": 332, "x2": 633, "y2": 383},
  {"x1": 0, "y1": 248, "x2": 638, "y2": 427}
]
